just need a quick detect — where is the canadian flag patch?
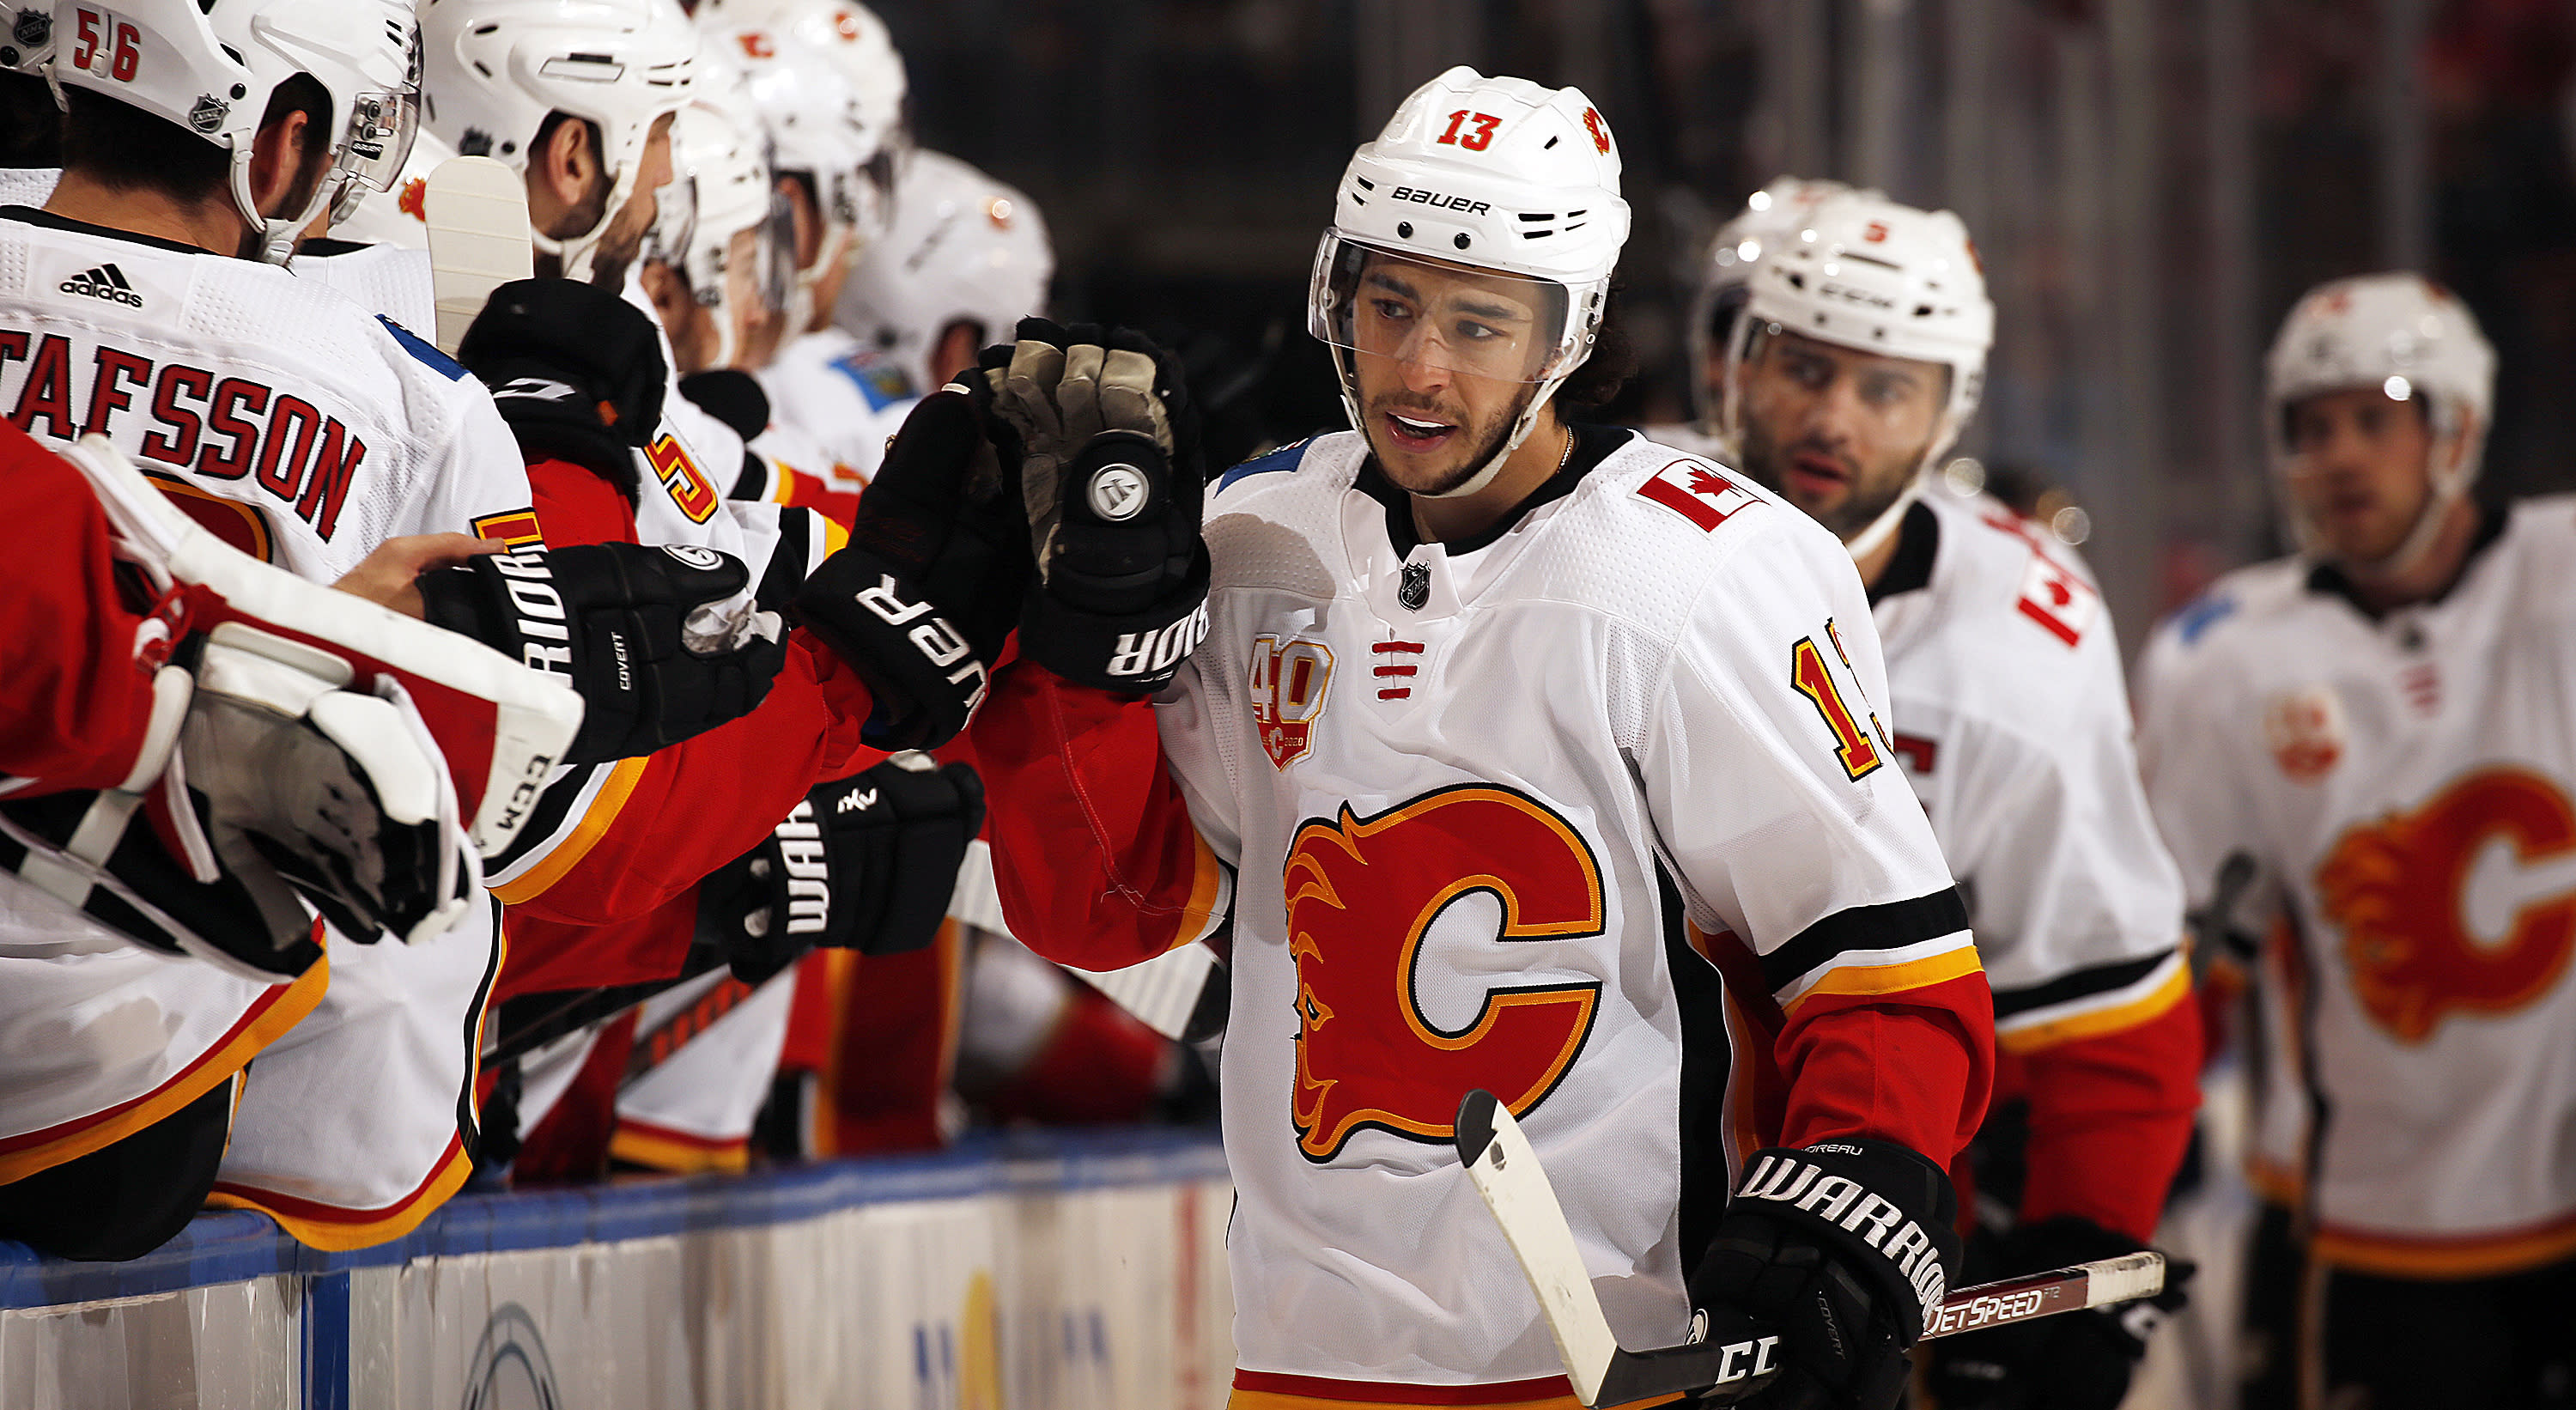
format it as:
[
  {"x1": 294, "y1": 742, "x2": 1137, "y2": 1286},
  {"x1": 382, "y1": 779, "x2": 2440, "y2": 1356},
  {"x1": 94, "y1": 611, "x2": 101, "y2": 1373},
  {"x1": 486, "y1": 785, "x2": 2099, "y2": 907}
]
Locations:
[
  {"x1": 2016, "y1": 550, "x2": 2098, "y2": 647},
  {"x1": 1637, "y1": 459, "x2": 1759, "y2": 532}
]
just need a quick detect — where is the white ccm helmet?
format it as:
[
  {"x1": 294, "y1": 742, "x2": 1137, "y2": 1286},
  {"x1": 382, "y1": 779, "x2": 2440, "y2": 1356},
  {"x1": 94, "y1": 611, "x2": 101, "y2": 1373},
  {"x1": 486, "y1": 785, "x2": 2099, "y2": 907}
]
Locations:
[
  {"x1": 1723, "y1": 189, "x2": 1993, "y2": 561},
  {"x1": 697, "y1": 0, "x2": 907, "y2": 331},
  {"x1": 48, "y1": 0, "x2": 422, "y2": 264},
  {"x1": 417, "y1": 0, "x2": 696, "y2": 282},
  {"x1": 647, "y1": 61, "x2": 786, "y2": 369},
  {"x1": 2264, "y1": 272, "x2": 2495, "y2": 573},
  {"x1": 835, "y1": 149, "x2": 1052, "y2": 392},
  {"x1": 1687, "y1": 176, "x2": 1869, "y2": 433},
  {"x1": 1309, "y1": 65, "x2": 1631, "y2": 499}
]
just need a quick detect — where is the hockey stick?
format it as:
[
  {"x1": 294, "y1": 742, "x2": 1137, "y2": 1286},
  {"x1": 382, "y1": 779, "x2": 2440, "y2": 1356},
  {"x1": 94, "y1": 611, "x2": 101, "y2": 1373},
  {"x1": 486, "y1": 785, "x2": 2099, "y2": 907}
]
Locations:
[
  {"x1": 422, "y1": 155, "x2": 532, "y2": 356},
  {"x1": 1453, "y1": 1089, "x2": 2166, "y2": 1407}
]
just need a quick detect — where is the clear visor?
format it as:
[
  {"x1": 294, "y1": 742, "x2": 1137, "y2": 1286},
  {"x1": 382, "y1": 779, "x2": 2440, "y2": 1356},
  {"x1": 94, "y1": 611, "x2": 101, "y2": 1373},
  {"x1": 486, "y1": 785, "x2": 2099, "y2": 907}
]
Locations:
[
  {"x1": 1310, "y1": 238, "x2": 1574, "y2": 386},
  {"x1": 649, "y1": 172, "x2": 700, "y2": 281},
  {"x1": 336, "y1": 88, "x2": 419, "y2": 195},
  {"x1": 1731, "y1": 319, "x2": 1955, "y2": 440},
  {"x1": 756, "y1": 183, "x2": 795, "y2": 313}
]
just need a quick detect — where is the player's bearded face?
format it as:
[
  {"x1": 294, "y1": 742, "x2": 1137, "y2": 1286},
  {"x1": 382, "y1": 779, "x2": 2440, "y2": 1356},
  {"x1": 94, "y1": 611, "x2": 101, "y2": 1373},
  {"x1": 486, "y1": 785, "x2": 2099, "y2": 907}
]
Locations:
[
  {"x1": 589, "y1": 113, "x2": 678, "y2": 288},
  {"x1": 1349, "y1": 255, "x2": 1551, "y2": 496},
  {"x1": 2282, "y1": 386, "x2": 2440, "y2": 563},
  {"x1": 1736, "y1": 330, "x2": 1947, "y2": 541}
]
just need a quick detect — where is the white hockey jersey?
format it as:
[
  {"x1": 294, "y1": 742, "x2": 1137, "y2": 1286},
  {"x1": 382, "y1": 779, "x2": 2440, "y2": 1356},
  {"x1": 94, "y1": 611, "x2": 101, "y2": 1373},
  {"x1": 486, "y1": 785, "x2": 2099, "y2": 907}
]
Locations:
[
  {"x1": 1155, "y1": 428, "x2": 1982, "y2": 1393},
  {"x1": 1874, "y1": 489, "x2": 2187, "y2": 1049},
  {"x1": 2136, "y1": 499, "x2": 2576, "y2": 1278},
  {"x1": 756, "y1": 326, "x2": 916, "y2": 484}
]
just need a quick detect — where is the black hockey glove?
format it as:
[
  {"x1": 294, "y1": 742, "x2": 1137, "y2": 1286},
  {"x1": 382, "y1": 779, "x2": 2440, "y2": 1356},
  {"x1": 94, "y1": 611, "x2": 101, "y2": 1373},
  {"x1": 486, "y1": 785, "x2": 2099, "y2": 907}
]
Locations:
[
  {"x1": 1689, "y1": 1140, "x2": 1963, "y2": 1410},
  {"x1": 456, "y1": 277, "x2": 666, "y2": 489},
  {"x1": 1925, "y1": 1217, "x2": 2193, "y2": 1410},
  {"x1": 793, "y1": 391, "x2": 1028, "y2": 750},
  {"x1": 696, "y1": 753, "x2": 986, "y2": 984},
  {"x1": 416, "y1": 542, "x2": 787, "y2": 767},
  {"x1": 966, "y1": 318, "x2": 1211, "y2": 695}
]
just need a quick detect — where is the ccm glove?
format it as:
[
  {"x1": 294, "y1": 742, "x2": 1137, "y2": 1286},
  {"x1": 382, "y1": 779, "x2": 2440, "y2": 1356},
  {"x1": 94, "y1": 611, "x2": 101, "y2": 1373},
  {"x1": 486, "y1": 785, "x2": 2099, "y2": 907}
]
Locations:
[
  {"x1": 456, "y1": 278, "x2": 666, "y2": 487},
  {"x1": 696, "y1": 753, "x2": 986, "y2": 984},
  {"x1": 1925, "y1": 1217, "x2": 2194, "y2": 1410},
  {"x1": 793, "y1": 392, "x2": 1027, "y2": 750},
  {"x1": 1691, "y1": 1140, "x2": 1964, "y2": 1410},
  {"x1": 968, "y1": 318, "x2": 1211, "y2": 694},
  {"x1": 416, "y1": 543, "x2": 786, "y2": 767}
]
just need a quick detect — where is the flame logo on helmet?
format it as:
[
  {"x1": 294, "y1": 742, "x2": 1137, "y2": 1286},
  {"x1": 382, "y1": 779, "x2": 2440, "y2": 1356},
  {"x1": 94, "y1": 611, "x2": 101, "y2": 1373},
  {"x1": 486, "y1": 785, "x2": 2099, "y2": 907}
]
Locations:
[{"x1": 1581, "y1": 106, "x2": 1611, "y2": 155}]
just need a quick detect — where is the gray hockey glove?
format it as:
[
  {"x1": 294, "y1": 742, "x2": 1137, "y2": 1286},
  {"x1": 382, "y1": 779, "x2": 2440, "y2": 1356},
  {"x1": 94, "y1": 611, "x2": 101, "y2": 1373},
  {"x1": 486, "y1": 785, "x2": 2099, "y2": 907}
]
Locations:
[
  {"x1": 416, "y1": 542, "x2": 786, "y2": 767},
  {"x1": 966, "y1": 318, "x2": 1211, "y2": 694},
  {"x1": 1689, "y1": 1139, "x2": 1963, "y2": 1410}
]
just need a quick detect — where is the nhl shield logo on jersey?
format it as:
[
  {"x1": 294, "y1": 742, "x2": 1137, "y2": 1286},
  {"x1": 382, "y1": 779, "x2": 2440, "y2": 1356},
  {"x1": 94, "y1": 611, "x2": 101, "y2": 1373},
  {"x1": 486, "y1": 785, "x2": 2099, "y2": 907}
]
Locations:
[
  {"x1": 1249, "y1": 634, "x2": 1333, "y2": 770},
  {"x1": 1636, "y1": 459, "x2": 1759, "y2": 533},
  {"x1": 2263, "y1": 685, "x2": 2348, "y2": 782},
  {"x1": 2318, "y1": 767, "x2": 2576, "y2": 1042},
  {"x1": 1398, "y1": 561, "x2": 1431, "y2": 611},
  {"x1": 1283, "y1": 785, "x2": 1603, "y2": 1162}
]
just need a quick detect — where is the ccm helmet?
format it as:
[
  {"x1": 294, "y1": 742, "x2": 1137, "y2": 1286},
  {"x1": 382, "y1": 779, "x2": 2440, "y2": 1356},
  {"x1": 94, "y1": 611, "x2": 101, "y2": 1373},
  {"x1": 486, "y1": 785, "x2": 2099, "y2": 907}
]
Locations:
[
  {"x1": 416, "y1": 0, "x2": 696, "y2": 281},
  {"x1": 1722, "y1": 190, "x2": 1993, "y2": 561},
  {"x1": 1686, "y1": 176, "x2": 1870, "y2": 434},
  {"x1": 48, "y1": 0, "x2": 422, "y2": 264},
  {"x1": 1309, "y1": 65, "x2": 1631, "y2": 499},
  {"x1": 834, "y1": 149, "x2": 1051, "y2": 392},
  {"x1": 697, "y1": 0, "x2": 906, "y2": 331},
  {"x1": 2264, "y1": 272, "x2": 2494, "y2": 571}
]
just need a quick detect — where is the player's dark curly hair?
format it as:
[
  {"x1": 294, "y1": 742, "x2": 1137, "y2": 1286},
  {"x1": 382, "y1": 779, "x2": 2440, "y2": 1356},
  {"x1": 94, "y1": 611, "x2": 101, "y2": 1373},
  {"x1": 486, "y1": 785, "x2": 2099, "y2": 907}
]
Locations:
[{"x1": 1553, "y1": 281, "x2": 1635, "y2": 418}]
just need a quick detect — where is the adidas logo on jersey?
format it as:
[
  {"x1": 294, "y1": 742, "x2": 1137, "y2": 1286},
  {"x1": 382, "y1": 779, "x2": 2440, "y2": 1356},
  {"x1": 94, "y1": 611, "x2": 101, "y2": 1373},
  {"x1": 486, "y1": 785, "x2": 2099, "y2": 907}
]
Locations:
[{"x1": 58, "y1": 264, "x2": 142, "y2": 307}]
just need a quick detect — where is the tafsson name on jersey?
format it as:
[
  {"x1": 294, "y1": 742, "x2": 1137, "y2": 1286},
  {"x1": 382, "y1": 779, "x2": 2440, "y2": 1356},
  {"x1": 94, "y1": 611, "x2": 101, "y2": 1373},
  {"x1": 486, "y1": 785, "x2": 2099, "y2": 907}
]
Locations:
[{"x1": 2138, "y1": 499, "x2": 2576, "y2": 1278}]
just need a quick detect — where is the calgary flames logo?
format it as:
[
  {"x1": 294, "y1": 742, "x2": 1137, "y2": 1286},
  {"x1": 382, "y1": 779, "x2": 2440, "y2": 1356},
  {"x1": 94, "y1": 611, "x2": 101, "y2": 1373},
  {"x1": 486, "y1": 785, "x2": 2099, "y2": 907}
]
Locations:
[
  {"x1": 2317, "y1": 767, "x2": 2576, "y2": 1042},
  {"x1": 1284, "y1": 786, "x2": 1602, "y2": 1162}
]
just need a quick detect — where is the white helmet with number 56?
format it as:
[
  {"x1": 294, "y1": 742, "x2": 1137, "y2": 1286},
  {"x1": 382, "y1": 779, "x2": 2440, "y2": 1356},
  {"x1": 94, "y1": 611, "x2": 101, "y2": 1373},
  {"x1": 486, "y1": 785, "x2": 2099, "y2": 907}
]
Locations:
[
  {"x1": 1308, "y1": 64, "x2": 1631, "y2": 499},
  {"x1": 48, "y1": 0, "x2": 422, "y2": 264}
]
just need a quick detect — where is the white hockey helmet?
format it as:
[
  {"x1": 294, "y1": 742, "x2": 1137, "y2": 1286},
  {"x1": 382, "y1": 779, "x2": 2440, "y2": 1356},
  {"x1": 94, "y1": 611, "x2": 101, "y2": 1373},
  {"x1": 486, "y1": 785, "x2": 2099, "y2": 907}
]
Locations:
[
  {"x1": 697, "y1": 0, "x2": 906, "y2": 326},
  {"x1": 647, "y1": 68, "x2": 786, "y2": 368},
  {"x1": 47, "y1": 0, "x2": 422, "y2": 264},
  {"x1": 1309, "y1": 65, "x2": 1630, "y2": 499},
  {"x1": 1722, "y1": 190, "x2": 1993, "y2": 560},
  {"x1": 3, "y1": 4, "x2": 52, "y2": 74},
  {"x1": 1686, "y1": 175, "x2": 1868, "y2": 432},
  {"x1": 416, "y1": 0, "x2": 696, "y2": 282},
  {"x1": 2263, "y1": 271, "x2": 2495, "y2": 572},
  {"x1": 834, "y1": 149, "x2": 1052, "y2": 392}
]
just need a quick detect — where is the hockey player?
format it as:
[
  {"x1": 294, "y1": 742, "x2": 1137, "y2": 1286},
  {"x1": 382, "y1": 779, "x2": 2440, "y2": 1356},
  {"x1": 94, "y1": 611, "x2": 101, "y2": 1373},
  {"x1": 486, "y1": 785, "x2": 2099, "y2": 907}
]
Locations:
[
  {"x1": 1698, "y1": 190, "x2": 2201, "y2": 1409},
  {"x1": 833, "y1": 148, "x2": 1053, "y2": 397},
  {"x1": 1670, "y1": 174, "x2": 1862, "y2": 458},
  {"x1": 921, "y1": 68, "x2": 1995, "y2": 1408},
  {"x1": 0, "y1": 0, "x2": 776, "y2": 1256},
  {"x1": 702, "y1": 0, "x2": 916, "y2": 483},
  {"x1": 2137, "y1": 273, "x2": 2576, "y2": 1407}
]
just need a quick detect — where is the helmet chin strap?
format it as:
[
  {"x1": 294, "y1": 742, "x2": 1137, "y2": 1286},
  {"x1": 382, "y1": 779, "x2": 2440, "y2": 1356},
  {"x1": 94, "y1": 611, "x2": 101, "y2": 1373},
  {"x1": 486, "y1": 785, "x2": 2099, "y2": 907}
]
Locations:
[
  {"x1": 1839, "y1": 474, "x2": 1923, "y2": 563},
  {"x1": 1421, "y1": 373, "x2": 1568, "y2": 501},
  {"x1": 534, "y1": 155, "x2": 645, "y2": 285},
  {"x1": 229, "y1": 153, "x2": 336, "y2": 266},
  {"x1": 2318, "y1": 429, "x2": 2476, "y2": 580}
]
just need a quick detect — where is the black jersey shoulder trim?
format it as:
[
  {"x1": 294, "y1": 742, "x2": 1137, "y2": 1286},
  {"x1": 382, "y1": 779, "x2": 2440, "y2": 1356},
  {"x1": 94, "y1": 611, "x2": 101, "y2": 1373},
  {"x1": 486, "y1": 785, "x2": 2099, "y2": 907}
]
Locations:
[
  {"x1": 1990, "y1": 947, "x2": 2175, "y2": 1022},
  {"x1": 486, "y1": 760, "x2": 607, "y2": 873},
  {"x1": 1759, "y1": 886, "x2": 1971, "y2": 996}
]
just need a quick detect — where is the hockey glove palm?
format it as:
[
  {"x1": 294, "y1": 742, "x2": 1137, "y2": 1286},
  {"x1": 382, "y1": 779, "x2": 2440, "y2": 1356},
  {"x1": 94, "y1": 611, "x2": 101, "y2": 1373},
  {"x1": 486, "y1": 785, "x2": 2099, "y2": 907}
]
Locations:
[
  {"x1": 1924, "y1": 1217, "x2": 2194, "y2": 1410},
  {"x1": 697, "y1": 753, "x2": 986, "y2": 984},
  {"x1": 968, "y1": 318, "x2": 1211, "y2": 694},
  {"x1": 1690, "y1": 1140, "x2": 1964, "y2": 1410},
  {"x1": 416, "y1": 543, "x2": 786, "y2": 767},
  {"x1": 794, "y1": 392, "x2": 1028, "y2": 750}
]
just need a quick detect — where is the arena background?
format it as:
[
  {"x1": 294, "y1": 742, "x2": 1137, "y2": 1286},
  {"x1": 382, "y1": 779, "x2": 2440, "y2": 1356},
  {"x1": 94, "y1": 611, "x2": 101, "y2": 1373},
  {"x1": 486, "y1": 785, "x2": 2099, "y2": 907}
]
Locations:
[{"x1": 885, "y1": 0, "x2": 2576, "y2": 654}]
